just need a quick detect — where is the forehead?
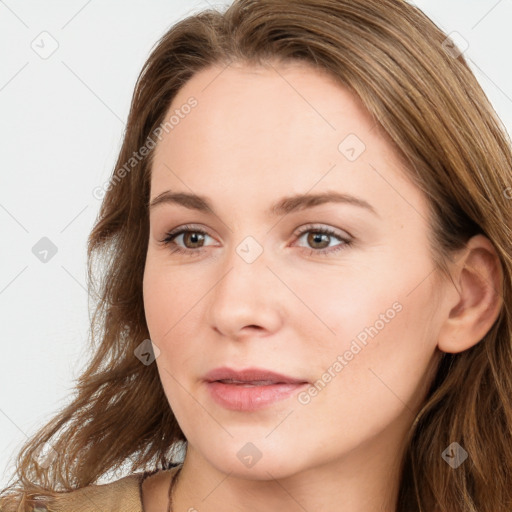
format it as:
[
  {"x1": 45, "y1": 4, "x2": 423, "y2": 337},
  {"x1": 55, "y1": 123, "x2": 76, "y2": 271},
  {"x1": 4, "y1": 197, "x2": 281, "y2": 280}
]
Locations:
[
  {"x1": 155, "y1": 61, "x2": 379, "y2": 160},
  {"x1": 149, "y1": 61, "x2": 427, "y2": 225}
]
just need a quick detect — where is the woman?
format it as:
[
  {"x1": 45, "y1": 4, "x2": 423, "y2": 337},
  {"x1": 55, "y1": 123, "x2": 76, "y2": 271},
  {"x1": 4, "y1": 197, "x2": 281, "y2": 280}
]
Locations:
[{"x1": 1, "y1": 0, "x2": 511, "y2": 510}]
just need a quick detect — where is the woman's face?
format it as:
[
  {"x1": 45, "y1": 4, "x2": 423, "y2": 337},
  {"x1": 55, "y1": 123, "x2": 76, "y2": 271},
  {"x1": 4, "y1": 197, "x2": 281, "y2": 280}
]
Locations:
[{"x1": 143, "y1": 61, "x2": 449, "y2": 479}]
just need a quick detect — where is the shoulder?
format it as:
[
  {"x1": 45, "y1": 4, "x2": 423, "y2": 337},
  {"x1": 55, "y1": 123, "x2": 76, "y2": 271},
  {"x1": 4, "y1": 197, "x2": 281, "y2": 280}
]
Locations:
[{"x1": 42, "y1": 472, "x2": 145, "y2": 512}]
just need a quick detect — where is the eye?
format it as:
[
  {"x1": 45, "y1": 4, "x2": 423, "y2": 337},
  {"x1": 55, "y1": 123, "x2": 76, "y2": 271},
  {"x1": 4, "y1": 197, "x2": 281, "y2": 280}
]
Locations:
[
  {"x1": 158, "y1": 223, "x2": 352, "y2": 257},
  {"x1": 292, "y1": 225, "x2": 352, "y2": 256},
  {"x1": 159, "y1": 224, "x2": 215, "y2": 257}
]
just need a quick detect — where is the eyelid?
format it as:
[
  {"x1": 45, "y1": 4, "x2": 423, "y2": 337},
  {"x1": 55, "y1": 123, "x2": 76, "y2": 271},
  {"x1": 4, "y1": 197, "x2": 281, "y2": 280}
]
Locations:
[
  {"x1": 160, "y1": 224, "x2": 219, "y2": 245},
  {"x1": 159, "y1": 222, "x2": 353, "y2": 256},
  {"x1": 293, "y1": 223, "x2": 352, "y2": 240},
  {"x1": 161, "y1": 223, "x2": 351, "y2": 242}
]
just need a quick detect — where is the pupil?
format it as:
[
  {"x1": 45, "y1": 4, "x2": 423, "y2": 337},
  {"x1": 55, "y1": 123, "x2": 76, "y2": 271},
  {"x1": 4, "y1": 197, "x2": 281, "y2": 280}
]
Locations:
[
  {"x1": 183, "y1": 231, "x2": 331, "y2": 250},
  {"x1": 186, "y1": 232, "x2": 203, "y2": 247},
  {"x1": 309, "y1": 232, "x2": 329, "y2": 249}
]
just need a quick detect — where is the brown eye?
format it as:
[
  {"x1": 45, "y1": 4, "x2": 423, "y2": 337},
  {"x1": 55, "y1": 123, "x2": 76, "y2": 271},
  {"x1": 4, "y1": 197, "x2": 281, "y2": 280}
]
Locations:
[
  {"x1": 306, "y1": 232, "x2": 331, "y2": 250},
  {"x1": 160, "y1": 225, "x2": 214, "y2": 257},
  {"x1": 294, "y1": 226, "x2": 352, "y2": 256},
  {"x1": 180, "y1": 231, "x2": 206, "y2": 249}
]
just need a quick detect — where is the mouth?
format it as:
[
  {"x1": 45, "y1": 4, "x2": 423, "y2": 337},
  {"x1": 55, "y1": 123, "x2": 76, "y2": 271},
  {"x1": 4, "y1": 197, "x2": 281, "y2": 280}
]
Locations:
[
  {"x1": 203, "y1": 366, "x2": 309, "y2": 386},
  {"x1": 214, "y1": 379, "x2": 293, "y2": 386},
  {"x1": 203, "y1": 367, "x2": 309, "y2": 411}
]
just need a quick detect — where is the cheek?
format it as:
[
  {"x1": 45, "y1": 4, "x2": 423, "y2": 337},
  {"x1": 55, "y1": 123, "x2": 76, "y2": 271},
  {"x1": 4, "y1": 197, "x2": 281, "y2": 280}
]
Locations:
[
  {"x1": 143, "y1": 262, "x2": 204, "y2": 418},
  {"x1": 143, "y1": 258, "x2": 196, "y2": 338},
  {"x1": 142, "y1": 267, "x2": 167, "y2": 341},
  {"x1": 299, "y1": 266, "x2": 440, "y2": 433},
  {"x1": 282, "y1": 254, "x2": 430, "y2": 356},
  {"x1": 142, "y1": 258, "x2": 206, "y2": 373},
  {"x1": 292, "y1": 246, "x2": 440, "y2": 399}
]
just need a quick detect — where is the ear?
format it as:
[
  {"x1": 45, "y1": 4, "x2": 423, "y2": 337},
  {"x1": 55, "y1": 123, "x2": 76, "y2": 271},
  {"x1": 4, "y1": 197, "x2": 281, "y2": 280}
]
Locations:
[{"x1": 437, "y1": 234, "x2": 504, "y2": 354}]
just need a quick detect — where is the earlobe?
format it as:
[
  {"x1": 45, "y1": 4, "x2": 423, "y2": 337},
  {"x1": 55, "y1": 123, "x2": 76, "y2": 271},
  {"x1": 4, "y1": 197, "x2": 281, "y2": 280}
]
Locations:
[{"x1": 437, "y1": 234, "x2": 504, "y2": 354}]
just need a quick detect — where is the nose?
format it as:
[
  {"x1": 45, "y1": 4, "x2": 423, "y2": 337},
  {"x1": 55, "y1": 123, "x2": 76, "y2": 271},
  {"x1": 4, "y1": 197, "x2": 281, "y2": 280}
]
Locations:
[{"x1": 205, "y1": 240, "x2": 285, "y2": 341}]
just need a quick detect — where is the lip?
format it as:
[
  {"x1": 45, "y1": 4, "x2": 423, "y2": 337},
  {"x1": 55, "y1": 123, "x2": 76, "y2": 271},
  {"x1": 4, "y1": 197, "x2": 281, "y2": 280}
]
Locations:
[
  {"x1": 203, "y1": 366, "x2": 308, "y2": 385},
  {"x1": 203, "y1": 366, "x2": 309, "y2": 411}
]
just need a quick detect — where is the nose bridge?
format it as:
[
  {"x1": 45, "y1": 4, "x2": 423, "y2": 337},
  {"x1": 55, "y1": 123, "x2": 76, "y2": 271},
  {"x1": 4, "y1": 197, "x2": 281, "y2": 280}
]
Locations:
[{"x1": 206, "y1": 234, "x2": 284, "y2": 336}]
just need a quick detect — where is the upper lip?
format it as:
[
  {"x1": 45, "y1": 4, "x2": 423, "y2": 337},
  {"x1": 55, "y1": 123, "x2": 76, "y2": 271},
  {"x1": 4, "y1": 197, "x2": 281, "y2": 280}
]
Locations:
[{"x1": 203, "y1": 366, "x2": 309, "y2": 384}]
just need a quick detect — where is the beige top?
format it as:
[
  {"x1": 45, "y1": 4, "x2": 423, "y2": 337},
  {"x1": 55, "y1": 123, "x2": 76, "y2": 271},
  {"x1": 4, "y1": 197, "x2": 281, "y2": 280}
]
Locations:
[{"x1": 41, "y1": 465, "x2": 181, "y2": 512}]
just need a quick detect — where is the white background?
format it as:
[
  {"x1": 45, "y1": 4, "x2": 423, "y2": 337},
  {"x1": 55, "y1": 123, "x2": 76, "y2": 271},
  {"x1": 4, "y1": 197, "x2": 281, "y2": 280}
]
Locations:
[{"x1": 1, "y1": 0, "x2": 511, "y2": 487}]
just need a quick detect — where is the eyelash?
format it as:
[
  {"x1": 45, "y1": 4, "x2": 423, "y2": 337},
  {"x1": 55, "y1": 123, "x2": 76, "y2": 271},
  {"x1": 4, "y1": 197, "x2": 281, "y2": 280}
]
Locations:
[{"x1": 159, "y1": 224, "x2": 352, "y2": 258}]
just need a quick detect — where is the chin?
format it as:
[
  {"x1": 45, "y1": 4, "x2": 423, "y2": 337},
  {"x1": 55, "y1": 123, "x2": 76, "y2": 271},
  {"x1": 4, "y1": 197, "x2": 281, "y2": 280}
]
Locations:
[{"x1": 195, "y1": 438, "x2": 309, "y2": 480}]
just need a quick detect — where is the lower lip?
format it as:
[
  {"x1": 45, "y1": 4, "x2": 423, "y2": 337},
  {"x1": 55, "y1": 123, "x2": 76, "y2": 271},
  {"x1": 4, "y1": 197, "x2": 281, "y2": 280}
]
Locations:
[{"x1": 205, "y1": 381, "x2": 309, "y2": 411}]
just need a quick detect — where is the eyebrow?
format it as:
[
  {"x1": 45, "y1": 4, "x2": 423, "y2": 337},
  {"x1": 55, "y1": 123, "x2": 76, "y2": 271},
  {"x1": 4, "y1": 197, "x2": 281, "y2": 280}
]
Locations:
[{"x1": 149, "y1": 190, "x2": 379, "y2": 218}]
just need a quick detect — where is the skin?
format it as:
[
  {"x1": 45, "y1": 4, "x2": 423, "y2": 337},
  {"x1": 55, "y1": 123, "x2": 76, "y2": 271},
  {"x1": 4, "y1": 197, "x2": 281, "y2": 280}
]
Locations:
[{"x1": 141, "y1": 61, "x2": 503, "y2": 512}]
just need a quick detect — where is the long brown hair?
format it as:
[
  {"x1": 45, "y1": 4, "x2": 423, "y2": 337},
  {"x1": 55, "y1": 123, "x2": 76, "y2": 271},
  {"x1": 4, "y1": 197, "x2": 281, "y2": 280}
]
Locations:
[{"x1": 2, "y1": 1, "x2": 511, "y2": 510}]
